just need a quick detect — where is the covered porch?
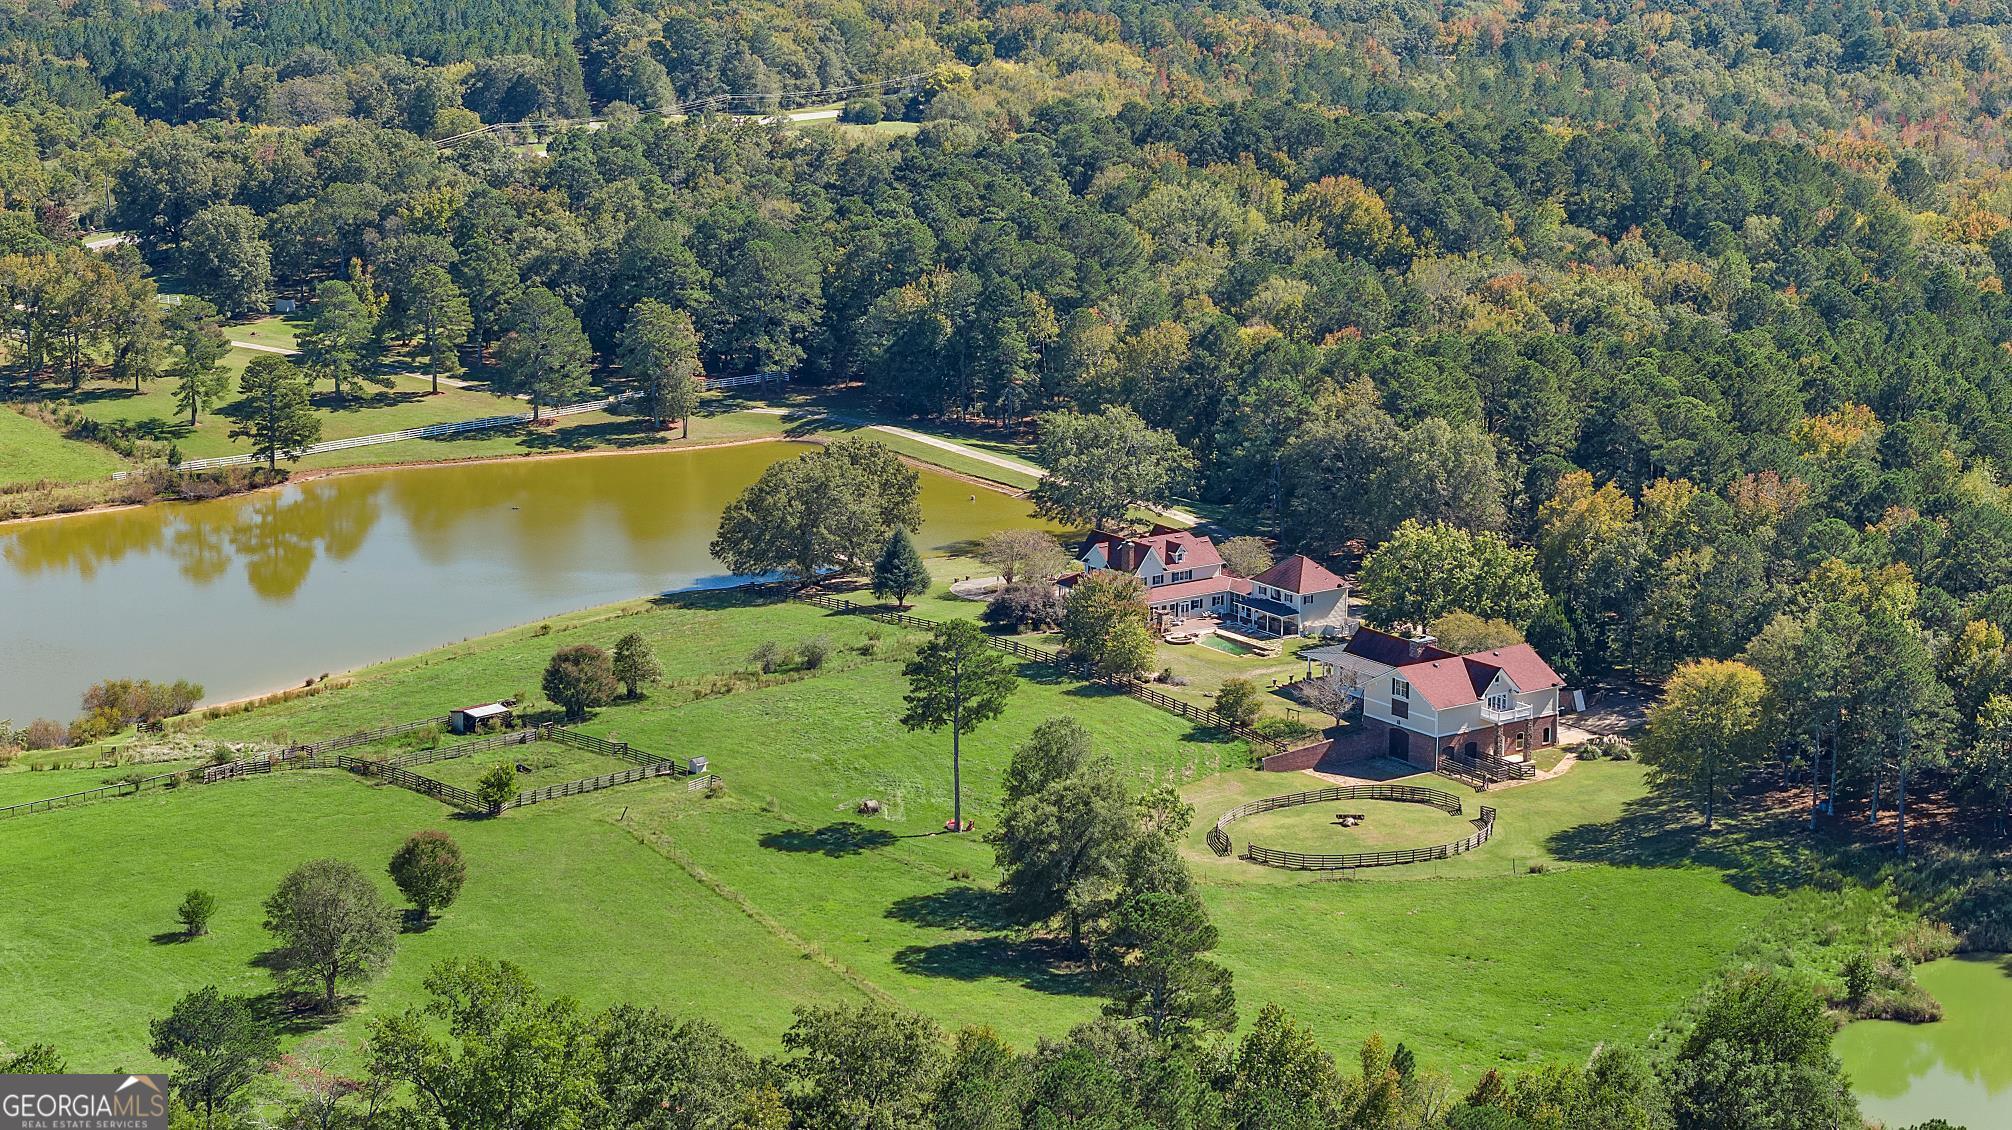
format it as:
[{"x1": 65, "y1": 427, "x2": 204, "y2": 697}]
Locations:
[{"x1": 1230, "y1": 593, "x2": 1302, "y2": 637}]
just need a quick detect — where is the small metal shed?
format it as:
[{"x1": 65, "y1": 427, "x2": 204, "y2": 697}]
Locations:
[{"x1": 450, "y1": 702, "x2": 513, "y2": 734}]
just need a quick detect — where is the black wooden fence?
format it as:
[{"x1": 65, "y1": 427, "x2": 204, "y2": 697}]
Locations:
[
  {"x1": 1243, "y1": 807, "x2": 1496, "y2": 871},
  {"x1": 1436, "y1": 748, "x2": 1537, "y2": 786},
  {"x1": 509, "y1": 761, "x2": 681, "y2": 807},
  {"x1": 386, "y1": 728, "x2": 541, "y2": 769},
  {"x1": 1206, "y1": 783, "x2": 1494, "y2": 871},
  {"x1": 286, "y1": 716, "x2": 451, "y2": 757},
  {"x1": 794, "y1": 593, "x2": 1293, "y2": 754},
  {"x1": 5, "y1": 716, "x2": 694, "y2": 821},
  {"x1": 368, "y1": 761, "x2": 484, "y2": 809},
  {"x1": 0, "y1": 768, "x2": 195, "y2": 819}
]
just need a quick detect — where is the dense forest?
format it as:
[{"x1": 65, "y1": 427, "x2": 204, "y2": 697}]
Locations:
[
  {"x1": 0, "y1": 0, "x2": 2007, "y2": 884},
  {"x1": 8, "y1": 0, "x2": 2012, "y2": 1124},
  {"x1": 11, "y1": 0, "x2": 2012, "y2": 844}
]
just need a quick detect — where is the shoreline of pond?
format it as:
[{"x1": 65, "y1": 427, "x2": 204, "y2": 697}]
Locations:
[
  {"x1": 0, "y1": 442, "x2": 1058, "y2": 723},
  {"x1": 0, "y1": 431, "x2": 1031, "y2": 531},
  {"x1": 1836, "y1": 953, "x2": 2012, "y2": 1127}
]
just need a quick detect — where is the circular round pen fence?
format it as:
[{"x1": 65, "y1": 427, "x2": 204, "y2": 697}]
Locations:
[{"x1": 1206, "y1": 784, "x2": 1498, "y2": 871}]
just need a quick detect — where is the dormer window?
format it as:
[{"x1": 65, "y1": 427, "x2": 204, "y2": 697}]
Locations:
[{"x1": 1170, "y1": 544, "x2": 1185, "y2": 563}]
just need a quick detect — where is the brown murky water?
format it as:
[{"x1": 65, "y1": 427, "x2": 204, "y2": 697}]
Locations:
[{"x1": 0, "y1": 442, "x2": 1052, "y2": 721}]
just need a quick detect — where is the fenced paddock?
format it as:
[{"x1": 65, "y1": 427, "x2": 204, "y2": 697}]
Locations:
[
  {"x1": 1208, "y1": 784, "x2": 1498, "y2": 871},
  {"x1": 793, "y1": 592, "x2": 1308, "y2": 758},
  {"x1": 2, "y1": 717, "x2": 705, "y2": 819}
]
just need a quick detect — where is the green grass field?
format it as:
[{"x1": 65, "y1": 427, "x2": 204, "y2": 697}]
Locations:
[
  {"x1": 415, "y1": 744, "x2": 633, "y2": 792},
  {"x1": 1230, "y1": 795, "x2": 1479, "y2": 855},
  {"x1": 0, "y1": 408, "x2": 126, "y2": 485},
  {"x1": 0, "y1": 589, "x2": 1808, "y2": 1081},
  {"x1": 65, "y1": 369, "x2": 534, "y2": 462}
]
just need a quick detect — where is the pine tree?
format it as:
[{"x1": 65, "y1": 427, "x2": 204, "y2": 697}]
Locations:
[
  {"x1": 618, "y1": 299, "x2": 704, "y2": 433},
  {"x1": 229, "y1": 357, "x2": 321, "y2": 470},
  {"x1": 872, "y1": 529, "x2": 931, "y2": 609}
]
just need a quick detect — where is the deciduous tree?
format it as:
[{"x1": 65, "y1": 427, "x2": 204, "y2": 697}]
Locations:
[
  {"x1": 711, "y1": 440, "x2": 921, "y2": 584},
  {"x1": 1217, "y1": 536, "x2": 1274, "y2": 579},
  {"x1": 989, "y1": 718, "x2": 1131, "y2": 947},
  {"x1": 611, "y1": 631, "x2": 660, "y2": 699},
  {"x1": 262, "y1": 858, "x2": 398, "y2": 1013},
  {"x1": 179, "y1": 204, "x2": 273, "y2": 316},
  {"x1": 1636, "y1": 659, "x2": 1768, "y2": 830},
  {"x1": 1061, "y1": 571, "x2": 1155, "y2": 678},
  {"x1": 1213, "y1": 678, "x2": 1263, "y2": 728},
  {"x1": 542, "y1": 643, "x2": 617, "y2": 721},
  {"x1": 976, "y1": 528, "x2": 1069, "y2": 584},
  {"x1": 1359, "y1": 520, "x2": 1548, "y2": 629},
  {"x1": 1031, "y1": 407, "x2": 1194, "y2": 530},
  {"x1": 387, "y1": 830, "x2": 466, "y2": 922},
  {"x1": 779, "y1": 1004, "x2": 946, "y2": 1130},
  {"x1": 367, "y1": 958, "x2": 602, "y2": 1129}
]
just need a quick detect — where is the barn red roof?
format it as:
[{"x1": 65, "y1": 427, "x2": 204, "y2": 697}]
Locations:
[
  {"x1": 1249, "y1": 553, "x2": 1345, "y2": 593},
  {"x1": 1393, "y1": 643, "x2": 1565, "y2": 710}
]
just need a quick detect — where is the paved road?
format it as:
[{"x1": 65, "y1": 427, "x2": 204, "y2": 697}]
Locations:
[
  {"x1": 750, "y1": 406, "x2": 1204, "y2": 525},
  {"x1": 228, "y1": 340, "x2": 297, "y2": 355}
]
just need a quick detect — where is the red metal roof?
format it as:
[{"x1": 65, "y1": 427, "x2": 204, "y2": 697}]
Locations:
[{"x1": 1250, "y1": 553, "x2": 1344, "y2": 593}]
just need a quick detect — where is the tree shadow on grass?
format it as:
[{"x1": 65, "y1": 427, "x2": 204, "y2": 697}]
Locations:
[
  {"x1": 886, "y1": 886, "x2": 1022, "y2": 932},
  {"x1": 649, "y1": 586, "x2": 782, "y2": 613},
  {"x1": 759, "y1": 821, "x2": 897, "y2": 856},
  {"x1": 520, "y1": 418, "x2": 671, "y2": 452},
  {"x1": 892, "y1": 937, "x2": 1095, "y2": 996},
  {"x1": 149, "y1": 930, "x2": 193, "y2": 945},
  {"x1": 399, "y1": 909, "x2": 439, "y2": 934},
  {"x1": 311, "y1": 389, "x2": 427, "y2": 414},
  {"x1": 243, "y1": 989, "x2": 347, "y2": 1039},
  {"x1": 1545, "y1": 789, "x2": 1820, "y2": 895}
]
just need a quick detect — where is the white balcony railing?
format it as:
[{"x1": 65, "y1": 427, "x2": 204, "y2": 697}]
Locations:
[{"x1": 1479, "y1": 700, "x2": 1534, "y2": 723}]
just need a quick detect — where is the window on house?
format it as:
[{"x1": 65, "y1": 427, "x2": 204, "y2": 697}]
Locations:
[
  {"x1": 1302, "y1": 594, "x2": 1314, "y2": 606},
  {"x1": 1152, "y1": 574, "x2": 1166, "y2": 586},
  {"x1": 1487, "y1": 693, "x2": 1512, "y2": 713},
  {"x1": 1542, "y1": 726, "x2": 1553, "y2": 743},
  {"x1": 1391, "y1": 699, "x2": 1410, "y2": 719},
  {"x1": 1392, "y1": 679, "x2": 1410, "y2": 700}
]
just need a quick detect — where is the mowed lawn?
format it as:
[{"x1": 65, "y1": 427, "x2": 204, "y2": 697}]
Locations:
[
  {"x1": 1178, "y1": 763, "x2": 1770, "y2": 1074},
  {"x1": 0, "y1": 773, "x2": 861, "y2": 1068},
  {"x1": 56, "y1": 363, "x2": 799, "y2": 469},
  {"x1": 65, "y1": 367, "x2": 533, "y2": 462},
  {"x1": 0, "y1": 407, "x2": 126, "y2": 485},
  {"x1": 2, "y1": 595, "x2": 1778, "y2": 1079}
]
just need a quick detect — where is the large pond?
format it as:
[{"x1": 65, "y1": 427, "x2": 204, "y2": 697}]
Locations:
[
  {"x1": 1836, "y1": 954, "x2": 2012, "y2": 1128},
  {"x1": 0, "y1": 441, "x2": 1055, "y2": 723}
]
